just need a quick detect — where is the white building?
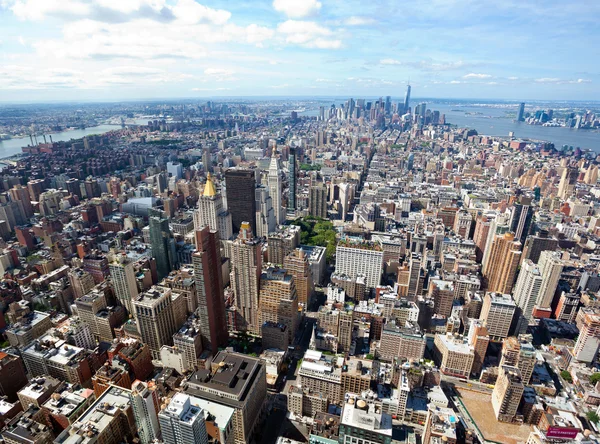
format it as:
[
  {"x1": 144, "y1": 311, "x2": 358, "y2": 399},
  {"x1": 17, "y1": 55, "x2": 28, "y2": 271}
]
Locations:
[
  {"x1": 159, "y1": 393, "x2": 209, "y2": 444},
  {"x1": 194, "y1": 173, "x2": 233, "y2": 241},
  {"x1": 131, "y1": 381, "x2": 161, "y2": 444},
  {"x1": 109, "y1": 252, "x2": 139, "y2": 315},
  {"x1": 268, "y1": 149, "x2": 284, "y2": 225},
  {"x1": 335, "y1": 240, "x2": 384, "y2": 290}
]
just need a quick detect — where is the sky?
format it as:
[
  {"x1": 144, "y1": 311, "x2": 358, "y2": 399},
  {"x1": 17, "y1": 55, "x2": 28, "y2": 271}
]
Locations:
[{"x1": 0, "y1": 0, "x2": 598, "y2": 102}]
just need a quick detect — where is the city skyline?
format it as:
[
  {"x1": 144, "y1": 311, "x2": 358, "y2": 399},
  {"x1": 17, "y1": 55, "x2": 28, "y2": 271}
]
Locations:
[{"x1": 0, "y1": 0, "x2": 598, "y2": 102}]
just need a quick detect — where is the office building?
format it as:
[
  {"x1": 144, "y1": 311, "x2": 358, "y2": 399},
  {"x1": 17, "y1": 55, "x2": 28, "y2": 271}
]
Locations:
[
  {"x1": 536, "y1": 250, "x2": 563, "y2": 310},
  {"x1": 403, "y1": 84, "x2": 411, "y2": 114},
  {"x1": 480, "y1": 292, "x2": 516, "y2": 341},
  {"x1": 133, "y1": 286, "x2": 178, "y2": 359},
  {"x1": 2, "y1": 407, "x2": 53, "y2": 444},
  {"x1": 288, "y1": 385, "x2": 328, "y2": 418},
  {"x1": 268, "y1": 147, "x2": 284, "y2": 225},
  {"x1": 148, "y1": 209, "x2": 177, "y2": 280},
  {"x1": 482, "y1": 232, "x2": 521, "y2": 294},
  {"x1": 226, "y1": 169, "x2": 257, "y2": 235},
  {"x1": 516, "y1": 102, "x2": 525, "y2": 121},
  {"x1": 194, "y1": 173, "x2": 232, "y2": 241},
  {"x1": 40, "y1": 383, "x2": 95, "y2": 433},
  {"x1": 159, "y1": 393, "x2": 209, "y2": 444},
  {"x1": 557, "y1": 167, "x2": 578, "y2": 199},
  {"x1": 467, "y1": 320, "x2": 489, "y2": 377},
  {"x1": 481, "y1": 212, "x2": 511, "y2": 272},
  {"x1": 92, "y1": 365, "x2": 131, "y2": 397},
  {"x1": 309, "y1": 183, "x2": 328, "y2": 219},
  {"x1": 193, "y1": 227, "x2": 228, "y2": 352},
  {"x1": 510, "y1": 203, "x2": 533, "y2": 245},
  {"x1": 499, "y1": 337, "x2": 536, "y2": 385},
  {"x1": 173, "y1": 315, "x2": 204, "y2": 371},
  {"x1": 255, "y1": 185, "x2": 276, "y2": 237},
  {"x1": 339, "y1": 394, "x2": 392, "y2": 444},
  {"x1": 521, "y1": 230, "x2": 558, "y2": 264},
  {"x1": 429, "y1": 279, "x2": 455, "y2": 318},
  {"x1": 492, "y1": 366, "x2": 524, "y2": 423},
  {"x1": 433, "y1": 333, "x2": 475, "y2": 379},
  {"x1": 5, "y1": 311, "x2": 52, "y2": 348},
  {"x1": 513, "y1": 260, "x2": 543, "y2": 322},
  {"x1": 379, "y1": 322, "x2": 425, "y2": 362},
  {"x1": 166, "y1": 161, "x2": 183, "y2": 180},
  {"x1": 109, "y1": 252, "x2": 139, "y2": 315},
  {"x1": 55, "y1": 386, "x2": 136, "y2": 444},
  {"x1": 0, "y1": 352, "x2": 28, "y2": 402},
  {"x1": 284, "y1": 249, "x2": 314, "y2": 307},
  {"x1": 335, "y1": 239, "x2": 384, "y2": 290},
  {"x1": 268, "y1": 225, "x2": 301, "y2": 265},
  {"x1": 298, "y1": 350, "x2": 342, "y2": 403},
  {"x1": 18, "y1": 376, "x2": 62, "y2": 411},
  {"x1": 288, "y1": 147, "x2": 297, "y2": 213},
  {"x1": 230, "y1": 223, "x2": 262, "y2": 334},
  {"x1": 67, "y1": 268, "x2": 96, "y2": 299},
  {"x1": 130, "y1": 380, "x2": 161, "y2": 444},
  {"x1": 573, "y1": 312, "x2": 600, "y2": 363},
  {"x1": 259, "y1": 267, "x2": 298, "y2": 344},
  {"x1": 184, "y1": 351, "x2": 266, "y2": 444}
]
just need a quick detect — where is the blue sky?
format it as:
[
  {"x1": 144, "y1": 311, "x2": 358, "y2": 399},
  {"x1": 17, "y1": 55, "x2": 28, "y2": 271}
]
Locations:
[{"x1": 0, "y1": 0, "x2": 598, "y2": 102}]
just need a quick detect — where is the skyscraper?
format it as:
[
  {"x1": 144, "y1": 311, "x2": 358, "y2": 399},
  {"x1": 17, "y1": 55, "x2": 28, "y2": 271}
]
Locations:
[
  {"x1": 492, "y1": 366, "x2": 524, "y2": 423},
  {"x1": 133, "y1": 286, "x2": 178, "y2": 359},
  {"x1": 535, "y1": 250, "x2": 563, "y2": 309},
  {"x1": 283, "y1": 249, "x2": 314, "y2": 308},
  {"x1": 517, "y1": 102, "x2": 525, "y2": 121},
  {"x1": 230, "y1": 223, "x2": 263, "y2": 334},
  {"x1": 192, "y1": 227, "x2": 228, "y2": 352},
  {"x1": 130, "y1": 380, "x2": 161, "y2": 444},
  {"x1": 268, "y1": 147, "x2": 284, "y2": 225},
  {"x1": 482, "y1": 232, "x2": 521, "y2": 294},
  {"x1": 109, "y1": 252, "x2": 139, "y2": 315},
  {"x1": 288, "y1": 147, "x2": 297, "y2": 214},
  {"x1": 403, "y1": 83, "x2": 411, "y2": 114},
  {"x1": 309, "y1": 182, "x2": 328, "y2": 219},
  {"x1": 259, "y1": 267, "x2": 298, "y2": 344},
  {"x1": 255, "y1": 185, "x2": 276, "y2": 237},
  {"x1": 148, "y1": 209, "x2": 176, "y2": 280},
  {"x1": 159, "y1": 393, "x2": 209, "y2": 444},
  {"x1": 510, "y1": 203, "x2": 533, "y2": 245},
  {"x1": 512, "y1": 260, "x2": 543, "y2": 322},
  {"x1": 194, "y1": 173, "x2": 232, "y2": 241},
  {"x1": 481, "y1": 212, "x2": 511, "y2": 270},
  {"x1": 558, "y1": 167, "x2": 578, "y2": 199},
  {"x1": 225, "y1": 169, "x2": 257, "y2": 235}
]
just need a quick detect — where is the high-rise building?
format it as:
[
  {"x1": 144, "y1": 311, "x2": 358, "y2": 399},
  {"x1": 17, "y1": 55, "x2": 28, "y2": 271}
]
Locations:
[
  {"x1": 159, "y1": 393, "x2": 209, "y2": 444},
  {"x1": 467, "y1": 320, "x2": 489, "y2": 378},
  {"x1": 513, "y1": 260, "x2": 543, "y2": 322},
  {"x1": 0, "y1": 352, "x2": 28, "y2": 402},
  {"x1": 492, "y1": 366, "x2": 524, "y2": 423},
  {"x1": 499, "y1": 337, "x2": 536, "y2": 385},
  {"x1": 184, "y1": 351, "x2": 266, "y2": 444},
  {"x1": 517, "y1": 102, "x2": 525, "y2": 121},
  {"x1": 480, "y1": 292, "x2": 517, "y2": 341},
  {"x1": 284, "y1": 249, "x2": 314, "y2": 308},
  {"x1": 557, "y1": 167, "x2": 578, "y2": 200},
  {"x1": 288, "y1": 147, "x2": 297, "y2": 214},
  {"x1": 230, "y1": 223, "x2": 262, "y2": 334},
  {"x1": 510, "y1": 203, "x2": 533, "y2": 245},
  {"x1": 133, "y1": 286, "x2": 178, "y2": 359},
  {"x1": 407, "y1": 253, "x2": 423, "y2": 300},
  {"x1": 473, "y1": 214, "x2": 493, "y2": 262},
  {"x1": 192, "y1": 227, "x2": 228, "y2": 352},
  {"x1": 309, "y1": 182, "x2": 328, "y2": 219},
  {"x1": 403, "y1": 84, "x2": 411, "y2": 114},
  {"x1": 481, "y1": 212, "x2": 511, "y2": 271},
  {"x1": 267, "y1": 225, "x2": 301, "y2": 265},
  {"x1": 148, "y1": 209, "x2": 176, "y2": 280},
  {"x1": 9, "y1": 185, "x2": 33, "y2": 218},
  {"x1": 433, "y1": 333, "x2": 475, "y2": 379},
  {"x1": 268, "y1": 148, "x2": 284, "y2": 225},
  {"x1": 482, "y1": 232, "x2": 521, "y2": 294},
  {"x1": 521, "y1": 229, "x2": 558, "y2": 264},
  {"x1": 335, "y1": 239, "x2": 384, "y2": 291},
  {"x1": 68, "y1": 268, "x2": 96, "y2": 299},
  {"x1": 259, "y1": 267, "x2": 299, "y2": 344},
  {"x1": 573, "y1": 312, "x2": 600, "y2": 363},
  {"x1": 255, "y1": 185, "x2": 276, "y2": 237},
  {"x1": 130, "y1": 380, "x2": 161, "y2": 444},
  {"x1": 339, "y1": 395, "x2": 392, "y2": 444},
  {"x1": 535, "y1": 250, "x2": 563, "y2": 309},
  {"x1": 194, "y1": 173, "x2": 232, "y2": 241},
  {"x1": 225, "y1": 169, "x2": 257, "y2": 235},
  {"x1": 109, "y1": 253, "x2": 139, "y2": 315}
]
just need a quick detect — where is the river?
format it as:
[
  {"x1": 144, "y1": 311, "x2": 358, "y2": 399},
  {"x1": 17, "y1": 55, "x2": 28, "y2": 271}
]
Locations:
[{"x1": 0, "y1": 124, "x2": 122, "y2": 159}]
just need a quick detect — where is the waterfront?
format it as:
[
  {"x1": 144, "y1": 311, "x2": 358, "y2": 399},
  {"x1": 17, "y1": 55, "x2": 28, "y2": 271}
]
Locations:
[{"x1": 0, "y1": 124, "x2": 121, "y2": 159}]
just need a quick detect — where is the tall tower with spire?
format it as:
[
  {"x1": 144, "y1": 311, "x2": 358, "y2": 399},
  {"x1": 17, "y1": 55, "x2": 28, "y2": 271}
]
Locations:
[
  {"x1": 194, "y1": 173, "x2": 232, "y2": 241},
  {"x1": 309, "y1": 322, "x2": 317, "y2": 351},
  {"x1": 268, "y1": 146, "x2": 284, "y2": 225},
  {"x1": 403, "y1": 83, "x2": 411, "y2": 114}
]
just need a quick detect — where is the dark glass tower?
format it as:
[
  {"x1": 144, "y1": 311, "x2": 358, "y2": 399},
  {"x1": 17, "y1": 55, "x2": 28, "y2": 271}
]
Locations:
[
  {"x1": 225, "y1": 169, "x2": 257, "y2": 235},
  {"x1": 148, "y1": 209, "x2": 176, "y2": 280}
]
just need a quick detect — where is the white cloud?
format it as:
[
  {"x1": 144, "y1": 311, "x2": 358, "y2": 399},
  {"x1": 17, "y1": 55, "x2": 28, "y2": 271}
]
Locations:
[
  {"x1": 380, "y1": 58, "x2": 402, "y2": 65},
  {"x1": 273, "y1": 0, "x2": 321, "y2": 19},
  {"x1": 277, "y1": 20, "x2": 341, "y2": 49},
  {"x1": 9, "y1": 0, "x2": 91, "y2": 20},
  {"x1": 463, "y1": 73, "x2": 492, "y2": 79},
  {"x1": 270, "y1": 83, "x2": 289, "y2": 89},
  {"x1": 344, "y1": 16, "x2": 376, "y2": 26},
  {"x1": 508, "y1": 76, "x2": 519, "y2": 80},
  {"x1": 204, "y1": 68, "x2": 234, "y2": 76},
  {"x1": 535, "y1": 77, "x2": 591, "y2": 84},
  {"x1": 171, "y1": 0, "x2": 230, "y2": 25},
  {"x1": 192, "y1": 87, "x2": 231, "y2": 91}
]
